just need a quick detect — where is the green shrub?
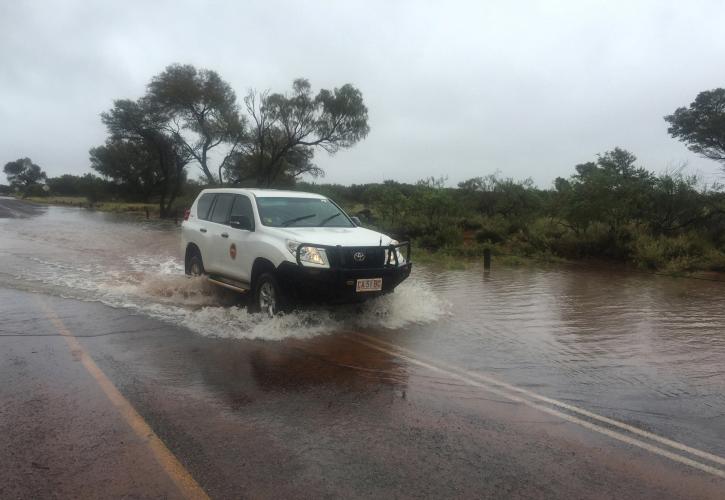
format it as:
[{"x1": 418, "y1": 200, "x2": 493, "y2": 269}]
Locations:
[
  {"x1": 475, "y1": 228, "x2": 504, "y2": 244},
  {"x1": 461, "y1": 219, "x2": 483, "y2": 231},
  {"x1": 629, "y1": 231, "x2": 710, "y2": 271},
  {"x1": 415, "y1": 224, "x2": 463, "y2": 250}
]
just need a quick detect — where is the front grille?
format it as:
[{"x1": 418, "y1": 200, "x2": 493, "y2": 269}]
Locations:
[{"x1": 340, "y1": 247, "x2": 386, "y2": 268}]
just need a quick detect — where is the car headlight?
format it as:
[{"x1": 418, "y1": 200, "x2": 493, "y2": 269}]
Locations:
[
  {"x1": 386, "y1": 240, "x2": 406, "y2": 265},
  {"x1": 287, "y1": 240, "x2": 329, "y2": 268}
]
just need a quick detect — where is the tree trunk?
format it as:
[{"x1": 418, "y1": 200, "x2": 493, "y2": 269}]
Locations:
[
  {"x1": 199, "y1": 142, "x2": 216, "y2": 184},
  {"x1": 159, "y1": 191, "x2": 168, "y2": 218},
  {"x1": 162, "y1": 160, "x2": 185, "y2": 218}
]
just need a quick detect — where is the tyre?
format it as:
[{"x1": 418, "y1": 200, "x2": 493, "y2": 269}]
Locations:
[
  {"x1": 187, "y1": 251, "x2": 205, "y2": 276},
  {"x1": 251, "y1": 272, "x2": 286, "y2": 316}
]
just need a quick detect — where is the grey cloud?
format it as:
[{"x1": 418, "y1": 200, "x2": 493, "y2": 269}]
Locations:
[{"x1": 2, "y1": 0, "x2": 725, "y2": 187}]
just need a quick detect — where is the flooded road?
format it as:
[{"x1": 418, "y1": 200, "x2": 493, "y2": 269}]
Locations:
[{"x1": 2, "y1": 197, "x2": 724, "y2": 498}]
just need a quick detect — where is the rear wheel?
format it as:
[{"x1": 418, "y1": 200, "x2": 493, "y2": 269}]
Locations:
[
  {"x1": 187, "y1": 252, "x2": 205, "y2": 276},
  {"x1": 251, "y1": 272, "x2": 285, "y2": 316}
]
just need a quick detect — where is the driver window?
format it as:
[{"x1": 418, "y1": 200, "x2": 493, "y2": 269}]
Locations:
[
  {"x1": 209, "y1": 194, "x2": 234, "y2": 224},
  {"x1": 230, "y1": 195, "x2": 255, "y2": 230}
]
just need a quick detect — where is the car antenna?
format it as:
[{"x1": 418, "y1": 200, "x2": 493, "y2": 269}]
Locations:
[{"x1": 379, "y1": 235, "x2": 382, "y2": 246}]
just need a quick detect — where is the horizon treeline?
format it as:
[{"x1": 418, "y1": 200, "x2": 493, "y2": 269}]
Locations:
[{"x1": 7, "y1": 146, "x2": 724, "y2": 273}]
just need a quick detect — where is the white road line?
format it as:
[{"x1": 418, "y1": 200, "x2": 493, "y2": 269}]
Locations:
[
  {"x1": 348, "y1": 334, "x2": 725, "y2": 480},
  {"x1": 359, "y1": 333, "x2": 725, "y2": 468}
]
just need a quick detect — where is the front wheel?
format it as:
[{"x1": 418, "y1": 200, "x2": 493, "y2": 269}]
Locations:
[
  {"x1": 187, "y1": 252, "x2": 205, "y2": 276},
  {"x1": 251, "y1": 273, "x2": 286, "y2": 316}
]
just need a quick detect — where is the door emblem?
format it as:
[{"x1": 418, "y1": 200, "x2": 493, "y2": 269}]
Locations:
[
  {"x1": 230, "y1": 243, "x2": 237, "y2": 260},
  {"x1": 353, "y1": 251, "x2": 366, "y2": 262}
]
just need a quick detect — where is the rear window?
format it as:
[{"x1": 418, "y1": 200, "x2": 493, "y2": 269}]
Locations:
[{"x1": 196, "y1": 193, "x2": 215, "y2": 220}]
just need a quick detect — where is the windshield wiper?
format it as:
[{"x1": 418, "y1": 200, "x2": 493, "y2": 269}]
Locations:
[
  {"x1": 319, "y1": 213, "x2": 341, "y2": 226},
  {"x1": 281, "y1": 213, "x2": 316, "y2": 227}
]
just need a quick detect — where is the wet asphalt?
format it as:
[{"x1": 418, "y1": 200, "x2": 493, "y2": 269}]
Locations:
[{"x1": 1, "y1": 197, "x2": 724, "y2": 499}]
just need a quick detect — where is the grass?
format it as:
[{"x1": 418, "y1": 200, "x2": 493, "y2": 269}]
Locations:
[
  {"x1": 410, "y1": 244, "x2": 566, "y2": 270},
  {"x1": 25, "y1": 196, "x2": 161, "y2": 217},
  {"x1": 411, "y1": 248, "x2": 472, "y2": 270},
  {"x1": 26, "y1": 196, "x2": 87, "y2": 205}
]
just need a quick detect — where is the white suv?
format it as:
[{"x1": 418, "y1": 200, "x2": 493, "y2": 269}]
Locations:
[{"x1": 181, "y1": 188, "x2": 412, "y2": 314}]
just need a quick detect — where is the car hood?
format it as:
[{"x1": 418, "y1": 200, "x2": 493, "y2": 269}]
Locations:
[{"x1": 274, "y1": 226, "x2": 396, "y2": 247}]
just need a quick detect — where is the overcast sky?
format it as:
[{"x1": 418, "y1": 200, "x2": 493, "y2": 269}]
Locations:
[{"x1": 2, "y1": 0, "x2": 725, "y2": 187}]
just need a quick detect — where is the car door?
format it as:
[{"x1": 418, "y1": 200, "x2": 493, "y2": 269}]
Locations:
[
  {"x1": 205, "y1": 193, "x2": 235, "y2": 273},
  {"x1": 218, "y1": 194, "x2": 256, "y2": 284},
  {"x1": 193, "y1": 192, "x2": 216, "y2": 266}
]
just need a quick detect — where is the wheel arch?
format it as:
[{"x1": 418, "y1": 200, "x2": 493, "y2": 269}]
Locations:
[{"x1": 251, "y1": 257, "x2": 276, "y2": 287}]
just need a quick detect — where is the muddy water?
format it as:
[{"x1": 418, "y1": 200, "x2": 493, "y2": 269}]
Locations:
[
  {"x1": 0, "y1": 203, "x2": 447, "y2": 339},
  {"x1": 2, "y1": 202, "x2": 724, "y2": 456}
]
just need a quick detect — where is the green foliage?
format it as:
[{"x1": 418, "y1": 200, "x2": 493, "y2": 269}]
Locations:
[
  {"x1": 47, "y1": 174, "x2": 84, "y2": 197},
  {"x1": 227, "y1": 78, "x2": 369, "y2": 187},
  {"x1": 3, "y1": 158, "x2": 47, "y2": 196},
  {"x1": 295, "y1": 147, "x2": 725, "y2": 273},
  {"x1": 666, "y1": 88, "x2": 725, "y2": 170},
  {"x1": 473, "y1": 215, "x2": 514, "y2": 245},
  {"x1": 147, "y1": 64, "x2": 245, "y2": 184},
  {"x1": 628, "y1": 231, "x2": 725, "y2": 272},
  {"x1": 46, "y1": 174, "x2": 117, "y2": 202},
  {"x1": 649, "y1": 170, "x2": 711, "y2": 234},
  {"x1": 91, "y1": 63, "x2": 244, "y2": 216},
  {"x1": 475, "y1": 228, "x2": 504, "y2": 244},
  {"x1": 554, "y1": 148, "x2": 655, "y2": 233},
  {"x1": 458, "y1": 172, "x2": 541, "y2": 218},
  {"x1": 90, "y1": 64, "x2": 369, "y2": 208},
  {"x1": 96, "y1": 97, "x2": 191, "y2": 217},
  {"x1": 76, "y1": 174, "x2": 111, "y2": 204},
  {"x1": 89, "y1": 141, "x2": 164, "y2": 202}
]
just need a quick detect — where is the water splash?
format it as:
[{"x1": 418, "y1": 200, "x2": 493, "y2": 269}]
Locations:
[{"x1": 18, "y1": 253, "x2": 448, "y2": 341}]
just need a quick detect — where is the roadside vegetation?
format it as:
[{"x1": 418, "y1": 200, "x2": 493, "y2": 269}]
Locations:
[
  {"x1": 297, "y1": 154, "x2": 725, "y2": 273},
  {"x1": 13, "y1": 148, "x2": 725, "y2": 273},
  {"x1": 3, "y1": 68, "x2": 725, "y2": 273}
]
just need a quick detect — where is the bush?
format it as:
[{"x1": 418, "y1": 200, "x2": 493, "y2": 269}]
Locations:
[
  {"x1": 629, "y1": 231, "x2": 709, "y2": 271},
  {"x1": 23, "y1": 184, "x2": 50, "y2": 198},
  {"x1": 415, "y1": 224, "x2": 463, "y2": 250},
  {"x1": 475, "y1": 228, "x2": 504, "y2": 244},
  {"x1": 518, "y1": 217, "x2": 564, "y2": 253}
]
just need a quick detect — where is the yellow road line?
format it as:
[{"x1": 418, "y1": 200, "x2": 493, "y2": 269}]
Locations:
[
  {"x1": 37, "y1": 299, "x2": 210, "y2": 500},
  {"x1": 348, "y1": 334, "x2": 725, "y2": 480}
]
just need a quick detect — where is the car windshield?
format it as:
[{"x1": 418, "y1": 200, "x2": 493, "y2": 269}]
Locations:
[{"x1": 255, "y1": 197, "x2": 354, "y2": 228}]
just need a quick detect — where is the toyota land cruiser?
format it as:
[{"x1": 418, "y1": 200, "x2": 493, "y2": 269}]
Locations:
[{"x1": 181, "y1": 189, "x2": 412, "y2": 315}]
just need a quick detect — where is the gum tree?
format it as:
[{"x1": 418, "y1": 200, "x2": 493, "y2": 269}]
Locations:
[
  {"x1": 147, "y1": 64, "x2": 246, "y2": 184},
  {"x1": 666, "y1": 88, "x2": 725, "y2": 172},
  {"x1": 230, "y1": 78, "x2": 370, "y2": 187},
  {"x1": 95, "y1": 99, "x2": 191, "y2": 217},
  {"x1": 3, "y1": 158, "x2": 47, "y2": 195}
]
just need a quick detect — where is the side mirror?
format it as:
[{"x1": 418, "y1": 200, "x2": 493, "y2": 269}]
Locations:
[
  {"x1": 350, "y1": 216, "x2": 362, "y2": 226},
  {"x1": 230, "y1": 215, "x2": 253, "y2": 231}
]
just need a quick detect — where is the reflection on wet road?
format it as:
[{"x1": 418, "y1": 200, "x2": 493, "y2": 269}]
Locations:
[{"x1": 2, "y1": 198, "x2": 724, "y2": 498}]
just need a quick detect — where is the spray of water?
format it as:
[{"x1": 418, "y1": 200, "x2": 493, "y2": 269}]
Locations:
[{"x1": 18, "y1": 254, "x2": 448, "y2": 340}]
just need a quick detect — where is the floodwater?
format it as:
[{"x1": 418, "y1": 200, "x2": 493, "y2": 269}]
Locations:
[{"x1": 2, "y1": 199, "x2": 724, "y2": 459}]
